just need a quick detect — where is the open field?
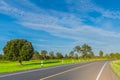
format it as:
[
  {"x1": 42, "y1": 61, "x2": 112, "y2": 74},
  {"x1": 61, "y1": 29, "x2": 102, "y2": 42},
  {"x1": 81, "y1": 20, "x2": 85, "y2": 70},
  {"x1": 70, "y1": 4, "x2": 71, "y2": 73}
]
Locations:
[
  {"x1": 0, "y1": 59, "x2": 104, "y2": 74},
  {"x1": 110, "y1": 60, "x2": 120, "y2": 77}
]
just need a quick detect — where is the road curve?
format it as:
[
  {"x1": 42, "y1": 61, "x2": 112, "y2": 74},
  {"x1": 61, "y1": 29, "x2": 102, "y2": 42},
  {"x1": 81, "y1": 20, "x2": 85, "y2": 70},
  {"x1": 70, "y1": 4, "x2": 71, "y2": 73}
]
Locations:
[{"x1": 0, "y1": 61, "x2": 119, "y2": 80}]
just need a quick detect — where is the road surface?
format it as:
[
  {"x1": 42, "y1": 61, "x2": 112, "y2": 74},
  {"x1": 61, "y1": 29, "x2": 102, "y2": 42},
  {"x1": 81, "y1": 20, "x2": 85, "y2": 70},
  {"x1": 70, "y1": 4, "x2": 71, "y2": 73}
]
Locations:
[{"x1": 0, "y1": 61, "x2": 119, "y2": 80}]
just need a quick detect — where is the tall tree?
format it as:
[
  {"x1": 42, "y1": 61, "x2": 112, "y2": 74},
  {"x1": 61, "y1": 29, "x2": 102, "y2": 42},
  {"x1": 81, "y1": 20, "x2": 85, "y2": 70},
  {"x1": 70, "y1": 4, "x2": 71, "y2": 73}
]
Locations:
[
  {"x1": 81, "y1": 44, "x2": 93, "y2": 58},
  {"x1": 3, "y1": 39, "x2": 34, "y2": 65},
  {"x1": 99, "y1": 50, "x2": 104, "y2": 57},
  {"x1": 41, "y1": 50, "x2": 47, "y2": 60}
]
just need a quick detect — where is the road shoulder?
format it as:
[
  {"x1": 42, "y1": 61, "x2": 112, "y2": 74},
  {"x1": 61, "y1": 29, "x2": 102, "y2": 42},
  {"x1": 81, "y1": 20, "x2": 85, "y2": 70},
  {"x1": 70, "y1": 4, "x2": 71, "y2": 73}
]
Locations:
[{"x1": 99, "y1": 61, "x2": 120, "y2": 80}]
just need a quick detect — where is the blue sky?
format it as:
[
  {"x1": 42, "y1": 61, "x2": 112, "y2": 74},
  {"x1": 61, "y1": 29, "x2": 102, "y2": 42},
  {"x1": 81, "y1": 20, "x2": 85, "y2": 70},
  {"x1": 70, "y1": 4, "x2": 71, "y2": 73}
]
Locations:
[{"x1": 0, "y1": 0, "x2": 120, "y2": 55}]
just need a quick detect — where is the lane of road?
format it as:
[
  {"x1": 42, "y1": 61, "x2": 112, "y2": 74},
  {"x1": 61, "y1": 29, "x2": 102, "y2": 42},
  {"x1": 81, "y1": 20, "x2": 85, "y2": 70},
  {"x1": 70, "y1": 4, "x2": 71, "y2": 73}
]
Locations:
[
  {"x1": 41, "y1": 61, "x2": 106, "y2": 80},
  {"x1": 0, "y1": 61, "x2": 119, "y2": 80}
]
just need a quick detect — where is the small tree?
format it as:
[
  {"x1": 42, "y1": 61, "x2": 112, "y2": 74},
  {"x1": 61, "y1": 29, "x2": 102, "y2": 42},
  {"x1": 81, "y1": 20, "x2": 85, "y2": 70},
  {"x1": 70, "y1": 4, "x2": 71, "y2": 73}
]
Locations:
[
  {"x1": 69, "y1": 51, "x2": 74, "y2": 59},
  {"x1": 65, "y1": 54, "x2": 69, "y2": 59},
  {"x1": 49, "y1": 51, "x2": 54, "y2": 59},
  {"x1": 105, "y1": 54, "x2": 110, "y2": 59},
  {"x1": 31, "y1": 51, "x2": 40, "y2": 60},
  {"x1": 56, "y1": 52, "x2": 63, "y2": 59},
  {"x1": 3, "y1": 39, "x2": 34, "y2": 65},
  {"x1": 41, "y1": 50, "x2": 47, "y2": 60},
  {"x1": 86, "y1": 51, "x2": 94, "y2": 58},
  {"x1": 99, "y1": 50, "x2": 104, "y2": 58},
  {"x1": 74, "y1": 53, "x2": 78, "y2": 59}
]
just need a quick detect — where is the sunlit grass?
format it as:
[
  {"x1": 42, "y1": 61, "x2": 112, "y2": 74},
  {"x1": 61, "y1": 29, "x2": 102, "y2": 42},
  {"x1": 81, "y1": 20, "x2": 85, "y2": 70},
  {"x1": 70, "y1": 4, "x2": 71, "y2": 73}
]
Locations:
[
  {"x1": 110, "y1": 60, "x2": 120, "y2": 77},
  {"x1": 0, "y1": 58, "x2": 104, "y2": 74}
]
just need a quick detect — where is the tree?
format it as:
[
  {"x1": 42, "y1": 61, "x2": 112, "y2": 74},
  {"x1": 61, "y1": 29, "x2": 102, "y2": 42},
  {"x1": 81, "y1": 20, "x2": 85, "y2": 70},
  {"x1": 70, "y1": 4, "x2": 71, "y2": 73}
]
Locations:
[
  {"x1": 81, "y1": 44, "x2": 93, "y2": 59},
  {"x1": 74, "y1": 46, "x2": 81, "y2": 54},
  {"x1": 31, "y1": 51, "x2": 40, "y2": 60},
  {"x1": 49, "y1": 51, "x2": 54, "y2": 59},
  {"x1": 109, "y1": 53, "x2": 120, "y2": 59},
  {"x1": 69, "y1": 51, "x2": 74, "y2": 59},
  {"x1": 86, "y1": 51, "x2": 94, "y2": 58},
  {"x1": 3, "y1": 39, "x2": 34, "y2": 65},
  {"x1": 56, "y1": 52, "x2": 63, "y2": 59},
  {"x1": 105, "y1": 54, "x2": 110, "y2": 59},
  {"x1": 64, "y1": 54, "x2": 69, "y2": 59},
  {"x1": 74, "y1": 53, "x2": 78, "y2": 59},
  {"x1": 99, "y1": 50, "x2": 104, "y2": 58},
  {"x1": 41, "y1": 50, "x2": 47, "y2": 60},
  {"x1": 0, "y1": 54, "x2": 4, "y2": 60}
]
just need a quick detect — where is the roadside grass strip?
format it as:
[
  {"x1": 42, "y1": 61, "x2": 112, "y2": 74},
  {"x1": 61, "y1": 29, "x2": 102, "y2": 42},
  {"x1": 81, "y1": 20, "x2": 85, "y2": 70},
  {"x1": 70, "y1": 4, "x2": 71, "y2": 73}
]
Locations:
[{"x1": 110, "y1": 60, "x2": 120, "y2": 77}]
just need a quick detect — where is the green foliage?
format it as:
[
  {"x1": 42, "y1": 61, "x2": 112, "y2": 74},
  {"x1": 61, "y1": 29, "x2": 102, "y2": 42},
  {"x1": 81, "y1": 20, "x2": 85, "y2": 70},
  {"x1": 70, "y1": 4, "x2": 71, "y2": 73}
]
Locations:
[
  {"x1": 31, "y1": 51, "x2": 40, "y2": 60},
  {"x1": 74, "y1": 53, "x2": 78, "y2": 59},
  {"x1": 3, "y1": 39, "x2": 34, "y2": 65},
  {"x1": 41, "y1": 50, "x2": 47, "y2": 60},
  {"x1": 99, "y1": 50, "x2": 104, "y2": 57},
  {"x1": 49, "y1": 51, "x2": 55, "y2": 59},
  {"x1": 110, "y1": 53, "x2": 120, "y2": 59},
  {"x1": 64, "y1": 54, "x2": 69, "y2": 59},
  {"x1": 104, "y1": 54, "x2": 110, "y2": 59},
  {"x1": 81, "y1": 44, "x2": 92, "y2": 58},
  {"x1": 102, "y1": 53, "x2": 120, "y2": 59},
  {"x1": 0, "y1": 54, "x2": 4, "y2": 60},
  {"x1": 69, "y1": 51, "x2": 74, "y2": 59},
  {"x1": 86, "y1": 51, "x2": 94, "y2": 58},
  {"x1": 73, "y1": 44, "x2": 94, "y2": 59},
  {"x1": 56, "y1": 52, "x2": 63, "y2": 59},
  {"x1": 74, "y1": 46, "x2": 81, "y2": 53}
]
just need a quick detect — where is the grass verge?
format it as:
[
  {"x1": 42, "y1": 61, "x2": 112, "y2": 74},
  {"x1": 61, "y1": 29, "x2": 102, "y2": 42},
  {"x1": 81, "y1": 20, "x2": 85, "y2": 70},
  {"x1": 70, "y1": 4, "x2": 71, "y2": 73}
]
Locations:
[{"x1": 110, "y1": 60, "x2": 120, "y2": 77}]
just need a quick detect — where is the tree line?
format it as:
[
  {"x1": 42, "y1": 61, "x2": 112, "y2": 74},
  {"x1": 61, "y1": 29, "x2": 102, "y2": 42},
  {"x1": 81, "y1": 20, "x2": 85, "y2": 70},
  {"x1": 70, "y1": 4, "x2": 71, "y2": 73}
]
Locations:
[
  {"x1": 32, "y1": 44, "x2": 94, "y2": 60},
  {"x1": 1, "y1": 39, "x2": 120, "y2": 65},
  {"x1": 31, "y1": 50, "x2": 64, "y2": 60}
]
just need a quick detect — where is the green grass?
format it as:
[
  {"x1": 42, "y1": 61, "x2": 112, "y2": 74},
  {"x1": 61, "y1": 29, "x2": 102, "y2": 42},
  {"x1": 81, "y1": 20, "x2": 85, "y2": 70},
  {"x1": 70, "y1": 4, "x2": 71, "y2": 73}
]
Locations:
[
  {"x1": 110, "y1": 60, "x2": 120, "y2": 77},
  {"x1": 0, "y1": 59, "x2": 103, "y2": 74}
]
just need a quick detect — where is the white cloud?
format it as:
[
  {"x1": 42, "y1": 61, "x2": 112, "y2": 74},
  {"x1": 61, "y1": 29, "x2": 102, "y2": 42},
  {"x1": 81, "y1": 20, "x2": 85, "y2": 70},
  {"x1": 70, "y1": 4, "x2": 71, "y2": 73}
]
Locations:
[
  {"x1": 103, "y1": 10, "x2": 120, "y2": 19},
  {"x1": 66, "y1": 0, "x2": 120, "y2": 19},
  {"x1": 1, "y1": 0, "x2": 120, "y2": 39}
]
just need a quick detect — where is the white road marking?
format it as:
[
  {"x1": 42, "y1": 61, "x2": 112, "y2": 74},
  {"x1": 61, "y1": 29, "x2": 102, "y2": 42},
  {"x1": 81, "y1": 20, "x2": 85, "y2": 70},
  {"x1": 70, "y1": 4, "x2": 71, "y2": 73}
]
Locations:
[
  {"x1": 96, "y1": 61, "x2": 107, "y2": 80},
  {"x1": 0, "y1": 62, "x2": 85, "y2": 78}
]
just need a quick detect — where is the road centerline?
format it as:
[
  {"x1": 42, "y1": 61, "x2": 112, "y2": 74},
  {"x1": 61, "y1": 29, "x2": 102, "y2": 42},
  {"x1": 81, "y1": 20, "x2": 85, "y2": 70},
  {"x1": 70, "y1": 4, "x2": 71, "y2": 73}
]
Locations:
[
  {"x1": 96, "y1": 61, "x2": 107, "y2": 80},
  {"x1": 40, "y1": 62, "x2": 95, "y2": 80}
]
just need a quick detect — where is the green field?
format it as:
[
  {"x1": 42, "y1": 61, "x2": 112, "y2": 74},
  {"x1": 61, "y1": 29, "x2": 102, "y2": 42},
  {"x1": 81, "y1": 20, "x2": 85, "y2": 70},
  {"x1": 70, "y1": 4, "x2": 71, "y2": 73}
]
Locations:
[
  {"x1": 0, "y1": 58, "x2": 105, "y2": 74},
  {"x1": 110, "y1": 60, "x2": 120, "y2": 77},
  {"x1": 0, "y1": 59, "x2": 91, "y2": 74}
]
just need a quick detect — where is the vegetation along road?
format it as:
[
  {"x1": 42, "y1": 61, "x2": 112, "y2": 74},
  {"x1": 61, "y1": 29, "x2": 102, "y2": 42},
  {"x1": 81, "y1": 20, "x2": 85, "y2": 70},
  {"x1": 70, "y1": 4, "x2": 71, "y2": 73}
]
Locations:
[{"x1": 0, "y1": 61, "x2": 119, "y2": 80}]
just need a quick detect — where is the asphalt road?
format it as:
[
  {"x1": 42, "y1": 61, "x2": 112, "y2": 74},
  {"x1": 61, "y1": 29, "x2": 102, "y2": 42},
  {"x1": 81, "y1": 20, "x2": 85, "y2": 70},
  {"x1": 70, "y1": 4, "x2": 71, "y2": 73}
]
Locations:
[{"x1": 0, "y1": 61, "x2": 119, "y2": 80}]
